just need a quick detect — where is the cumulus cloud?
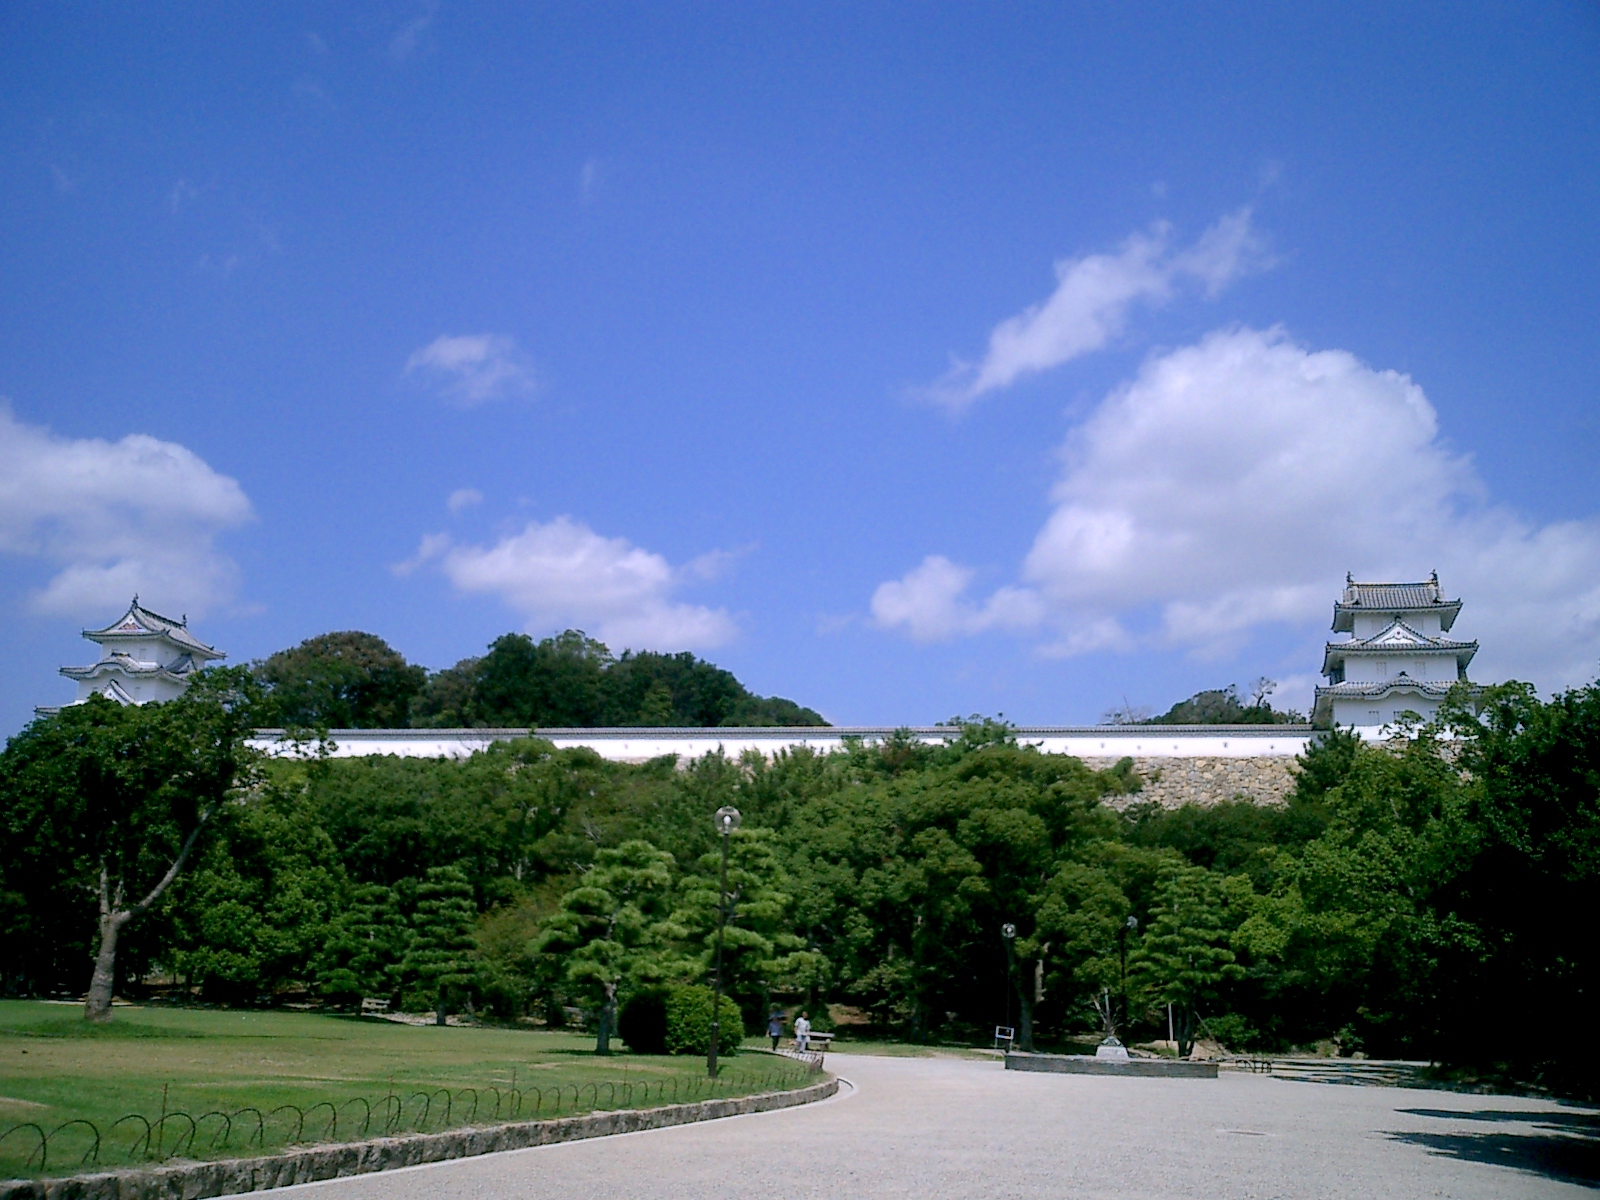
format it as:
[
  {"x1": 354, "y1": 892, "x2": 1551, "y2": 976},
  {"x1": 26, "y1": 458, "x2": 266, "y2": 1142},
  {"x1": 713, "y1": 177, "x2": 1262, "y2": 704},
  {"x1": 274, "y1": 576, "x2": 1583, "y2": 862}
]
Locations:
[
  {"x1": 870, "y1": 555, "x2": 1043, "y2": 642},
  {"x1": 406, "y1": 334, "x2": 535, "y2": 405},
  {"x1": 931, "y1": 209, "x2": 1265, "y2": 408},
  {"x1": 878, "y1": 327, "x2": 1600, "y2": 692},
  {"x1": 401, "y1": 516, "x2": 738, "y2": 651},
  {"x1": 446, "y1": 487, "x2": 483, "y2": 514},
  {"x1": 0, "y1": 404, "x2": 253, "y2": 617}
]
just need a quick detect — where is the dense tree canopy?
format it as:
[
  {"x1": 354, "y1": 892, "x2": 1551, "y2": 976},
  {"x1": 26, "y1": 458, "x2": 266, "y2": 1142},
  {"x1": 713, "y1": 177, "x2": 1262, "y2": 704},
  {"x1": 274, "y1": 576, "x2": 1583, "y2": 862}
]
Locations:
[
  {"x1": 3, "y1": 675, "x2": 1596, "y2": 1094},
  {"x1": 256, "y1": 631, "x2": 427, "y2": 729},
  {"x1": 260, "y1": 627, "x2": 827, "y2": 729}
]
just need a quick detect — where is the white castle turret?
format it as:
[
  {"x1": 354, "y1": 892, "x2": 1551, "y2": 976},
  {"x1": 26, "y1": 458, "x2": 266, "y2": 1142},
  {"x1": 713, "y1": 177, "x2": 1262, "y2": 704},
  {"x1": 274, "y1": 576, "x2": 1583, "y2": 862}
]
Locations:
[
  {"x1": 1311, "y1": 572, "x2": 1477, "y2": 731},
  {"x1": 55, "y1": 596, "x2": 225, "y2": 707}
]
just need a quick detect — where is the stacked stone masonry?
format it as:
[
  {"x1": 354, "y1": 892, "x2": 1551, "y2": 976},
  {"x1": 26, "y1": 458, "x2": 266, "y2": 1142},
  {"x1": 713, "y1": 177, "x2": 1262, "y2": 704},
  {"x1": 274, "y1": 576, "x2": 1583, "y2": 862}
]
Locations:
[{"x1": 1083, "y1": 756, "x2": 1299, "y2": 808}]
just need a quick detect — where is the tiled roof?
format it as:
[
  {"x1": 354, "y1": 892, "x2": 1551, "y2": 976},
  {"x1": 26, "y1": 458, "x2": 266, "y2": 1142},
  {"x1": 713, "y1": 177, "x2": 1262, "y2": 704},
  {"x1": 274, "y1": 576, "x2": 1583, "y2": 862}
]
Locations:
[
  {"x1": 1332, "y1": 572, "x2": 1462, "y2": 632},
  {"x1": 83, "y1": 597, "x2": 223, "y2": 659},
  {"x1": 61, "y1": 658, "x2": 190, "y2": 682},
  {"x1": 1311, "y1": 678, "x2": 1465, "y2": 725},
  {"x1": 1321, "y1": 618, "x2": 1478, "y2": 677}
]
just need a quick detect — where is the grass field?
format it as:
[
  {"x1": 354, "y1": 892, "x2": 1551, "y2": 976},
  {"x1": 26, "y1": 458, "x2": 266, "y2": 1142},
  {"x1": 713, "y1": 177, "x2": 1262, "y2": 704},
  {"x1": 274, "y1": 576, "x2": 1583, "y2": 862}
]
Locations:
[{"x1": 0, "y1": 1002, "x2": 816, "y2": 1179}]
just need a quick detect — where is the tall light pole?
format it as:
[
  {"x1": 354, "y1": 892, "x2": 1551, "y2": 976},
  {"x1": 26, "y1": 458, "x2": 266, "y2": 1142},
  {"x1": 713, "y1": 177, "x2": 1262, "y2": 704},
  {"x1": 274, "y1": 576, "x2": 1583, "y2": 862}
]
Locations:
[
  {"x1": 1000, "y1": 922, "x2": 1017, "y2": 1048},
  {"x1": 1118, "y1": 914, "x2": 1138, "y2": 1037},
  {"x1": 708, "y1": 805, "x2": 741, "y2": 1079}
]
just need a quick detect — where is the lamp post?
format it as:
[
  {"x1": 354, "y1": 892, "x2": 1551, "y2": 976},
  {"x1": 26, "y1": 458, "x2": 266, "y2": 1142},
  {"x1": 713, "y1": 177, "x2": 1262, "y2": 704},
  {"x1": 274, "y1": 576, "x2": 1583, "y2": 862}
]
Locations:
[
  {"x1": 708, "y1": 805, "x2": 741, "y2": 1079},
  {"x1": 1000, "y1": 923, "x2": 1017, "y2": 1047},
  {"x1": 1118, "y1": 915, "x2": 1138, "y2": 1036}
]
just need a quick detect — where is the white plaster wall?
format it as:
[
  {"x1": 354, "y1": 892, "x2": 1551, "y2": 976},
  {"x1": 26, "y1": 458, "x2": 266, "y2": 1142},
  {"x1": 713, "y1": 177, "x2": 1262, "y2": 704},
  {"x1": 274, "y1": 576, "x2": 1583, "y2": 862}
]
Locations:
[{"x1": 248, "y1": 726, "x2": 1314, "y2": 764}]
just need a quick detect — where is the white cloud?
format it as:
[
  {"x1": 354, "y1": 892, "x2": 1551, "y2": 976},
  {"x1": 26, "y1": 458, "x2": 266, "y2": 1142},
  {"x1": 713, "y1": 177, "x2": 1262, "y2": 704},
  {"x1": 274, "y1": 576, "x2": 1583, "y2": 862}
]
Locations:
[
  {"x1": 406, "y1": 334, "x2": 535, "y2": 405},
  {"x1": 877, "y1": 327, "x2": 1600, "y2": 693},
  {"x1": 0, "y1": 404, "x2": 253, "y2": 618},
  {"x1": 931, "y1": 209, "x2": 1265, "y2": 408},
  {"x1": 870, "y1": 556, "x2": 1042, "y2": 642},
  {"x1": 446, "y1": 487, "x2": 483, "y2": 514},
  {"x1": 388, "y1": 2, "x2": 436, "y2": 61},
  {"x1": 403, "y1": 516, "x2": 738, "y2": 651}
]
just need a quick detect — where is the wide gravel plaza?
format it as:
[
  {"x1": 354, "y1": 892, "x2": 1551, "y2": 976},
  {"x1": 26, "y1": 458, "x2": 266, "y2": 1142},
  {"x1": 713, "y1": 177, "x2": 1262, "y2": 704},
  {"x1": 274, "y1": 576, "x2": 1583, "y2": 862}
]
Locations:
[{"x1": 280, "y1": 1054, "x2": 1599, "y2": 1199}]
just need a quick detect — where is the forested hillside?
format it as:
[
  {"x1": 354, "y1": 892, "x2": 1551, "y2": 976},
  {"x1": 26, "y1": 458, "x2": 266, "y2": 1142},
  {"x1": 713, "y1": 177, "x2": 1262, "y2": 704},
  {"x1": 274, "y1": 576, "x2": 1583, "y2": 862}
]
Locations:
[
  {"x1": 2, "y1": 676, "x2": 1594, "y2": 1095},
  {"x1": 255, "y1": 629, "x2": 827, "y2": 729}
]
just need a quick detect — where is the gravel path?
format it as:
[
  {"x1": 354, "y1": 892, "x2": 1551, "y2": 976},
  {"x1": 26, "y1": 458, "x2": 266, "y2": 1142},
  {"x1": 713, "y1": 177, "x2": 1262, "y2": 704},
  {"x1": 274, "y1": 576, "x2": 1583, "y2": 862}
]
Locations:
[{"x1": 278, "y1": 1054, "x2": 1598, "y2": 1199}]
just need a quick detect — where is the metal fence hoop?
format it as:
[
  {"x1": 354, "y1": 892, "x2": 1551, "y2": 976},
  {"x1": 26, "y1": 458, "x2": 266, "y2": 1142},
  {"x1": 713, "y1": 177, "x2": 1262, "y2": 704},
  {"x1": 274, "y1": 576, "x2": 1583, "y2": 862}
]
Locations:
[
  {"x1": 267, "y1": 1104, "x2": 306, "y2": 1145},
  {"x1": 459, "y1": 1087, "x2": 478, "y2": 1124},
  {"x1": 47, "y1": 1118, "x2": 102, "y2": 1167},
  {"x1": 432, "y1": 1089, "x2": 453, "y2": 1127},
  {"x1": 192, "y1": 1112, "x2": 232, "y2": 1152},
  {"x1": 341, "y1": 1097, "x2": 373, "y2": 1138},
  {"x1": 303, "y1": 1101, "x2": 337, "y2": 1143},
  {"x1": 152, "y1": 1112, "x2": 196, "y2": 1160},
  {"x1": 229, "y1": 1108, "x2": 265, "y2": 1149},
  {"x1": 406, "y1": 1092, "x2": 432, "y2": 1132},
  {"x1": 107, "y1": 1114, "x2": 152, "y2": 1163},
  {"x1": 1, "y1": 1123, "x2": 47, "y2": 1172}
]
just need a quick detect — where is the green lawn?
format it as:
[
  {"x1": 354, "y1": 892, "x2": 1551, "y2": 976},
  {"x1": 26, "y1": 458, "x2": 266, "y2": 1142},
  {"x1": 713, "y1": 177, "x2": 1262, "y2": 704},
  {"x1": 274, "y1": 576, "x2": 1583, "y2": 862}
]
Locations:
[{"x1": 0, "y1": 1002, "x2": 816, "y2": 1180}]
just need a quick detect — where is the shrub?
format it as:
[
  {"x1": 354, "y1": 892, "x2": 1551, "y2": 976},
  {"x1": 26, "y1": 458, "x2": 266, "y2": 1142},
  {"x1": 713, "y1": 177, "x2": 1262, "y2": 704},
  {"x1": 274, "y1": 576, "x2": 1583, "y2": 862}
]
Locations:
[
  {"x1": 619, "y1": 987, "x2": 669, "y2": 1054},
  {"x1": 665, "y1": 985, "x2": 743, "y2": 1056}
]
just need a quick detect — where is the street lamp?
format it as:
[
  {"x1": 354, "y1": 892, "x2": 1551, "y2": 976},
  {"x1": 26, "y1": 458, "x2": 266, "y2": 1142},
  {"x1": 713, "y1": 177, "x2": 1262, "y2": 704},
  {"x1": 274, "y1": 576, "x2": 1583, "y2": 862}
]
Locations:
[
  {"x1": 708, "y1": 805, "x2": 741, "y2": 1079},
  {"x1": 1000, "y1": 923, "x2": 1017, "y2": 1046},
  {"x1": 1118, "y1": 915, "x2": 1138, "y2": 1036}
]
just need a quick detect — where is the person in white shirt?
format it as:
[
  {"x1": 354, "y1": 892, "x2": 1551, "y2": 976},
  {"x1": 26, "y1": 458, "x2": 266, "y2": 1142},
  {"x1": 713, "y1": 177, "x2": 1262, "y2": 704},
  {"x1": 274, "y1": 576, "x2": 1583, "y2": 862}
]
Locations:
[{"x1": 793, "y1": 1011, "x2": 811, "y2": 1052}]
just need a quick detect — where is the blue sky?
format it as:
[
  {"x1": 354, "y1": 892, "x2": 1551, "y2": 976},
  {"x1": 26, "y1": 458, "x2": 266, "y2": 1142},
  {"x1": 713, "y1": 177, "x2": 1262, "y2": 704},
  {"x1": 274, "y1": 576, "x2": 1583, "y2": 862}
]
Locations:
[{"x1": 4, "y1": 3, "x2": 1599, "y2": 733}]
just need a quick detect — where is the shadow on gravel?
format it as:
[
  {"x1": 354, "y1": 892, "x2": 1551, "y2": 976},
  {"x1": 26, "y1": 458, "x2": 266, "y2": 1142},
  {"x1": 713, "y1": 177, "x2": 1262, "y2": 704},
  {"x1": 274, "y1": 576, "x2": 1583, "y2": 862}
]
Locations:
[{"x1": 1387, "y1": 1107, "x2": 1600, "y2": 1189}]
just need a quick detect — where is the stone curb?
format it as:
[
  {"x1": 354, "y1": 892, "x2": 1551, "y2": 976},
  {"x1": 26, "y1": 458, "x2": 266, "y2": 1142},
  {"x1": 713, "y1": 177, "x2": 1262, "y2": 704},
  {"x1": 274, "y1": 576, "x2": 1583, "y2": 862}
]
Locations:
[{"x1": 0, "y1": 1076, "x2": 837, "y2": 1200}]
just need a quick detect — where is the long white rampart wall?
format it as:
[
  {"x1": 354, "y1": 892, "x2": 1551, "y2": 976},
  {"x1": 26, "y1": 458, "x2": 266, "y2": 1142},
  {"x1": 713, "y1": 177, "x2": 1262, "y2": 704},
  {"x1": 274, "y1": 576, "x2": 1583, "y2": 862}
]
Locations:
[
  {"x1": 249, "y1": 725, "x2": 1312, "y2": 762},
  {"x1": 247, "y1": 726, "x2": 1316, "y2": 807}
]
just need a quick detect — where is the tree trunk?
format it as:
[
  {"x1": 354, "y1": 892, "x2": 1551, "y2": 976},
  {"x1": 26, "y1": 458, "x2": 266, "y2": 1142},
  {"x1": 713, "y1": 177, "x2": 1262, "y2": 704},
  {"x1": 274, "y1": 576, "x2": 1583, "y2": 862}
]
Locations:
[
  {"x1": 84, "y1": 909, "x2": 126, "y2": 1023},
  {"x1": 596, "y1": 984, "x2": 615, "y2": 1055},
  {"x1": 1017, "y1": 989, "x2": 1034, "y2": 1051},
  {"x1": 1175, "y1": 1005, "x2": 1197, "y2": 1059},
  {"x1": 435, "y1": 986, "x2": 448, "y2": 1026},
  {"x1": 82, "y1": 820, "x2": 211, "y2": 1024}
]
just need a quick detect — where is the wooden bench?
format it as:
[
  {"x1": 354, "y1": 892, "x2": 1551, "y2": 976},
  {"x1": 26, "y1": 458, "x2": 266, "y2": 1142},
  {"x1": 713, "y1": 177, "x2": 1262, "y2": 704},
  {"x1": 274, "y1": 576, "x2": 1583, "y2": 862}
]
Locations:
[
  {"x1": 796, "y1": 1031, "x2": 834, "y2": 1052},
  {"x1": 360, "y1": 997, "x2": 391, "y2": 1014}
]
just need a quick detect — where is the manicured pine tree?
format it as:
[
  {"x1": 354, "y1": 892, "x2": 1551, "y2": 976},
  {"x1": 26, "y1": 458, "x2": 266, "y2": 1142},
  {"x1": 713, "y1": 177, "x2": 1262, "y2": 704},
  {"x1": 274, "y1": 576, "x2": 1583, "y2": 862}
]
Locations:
[
  {"x1": 315, "y1": 883, "x2": 407, "y2": 1007},
  {"x1": 402, "y1": 866, "x2": 478, "y2": 1025}
]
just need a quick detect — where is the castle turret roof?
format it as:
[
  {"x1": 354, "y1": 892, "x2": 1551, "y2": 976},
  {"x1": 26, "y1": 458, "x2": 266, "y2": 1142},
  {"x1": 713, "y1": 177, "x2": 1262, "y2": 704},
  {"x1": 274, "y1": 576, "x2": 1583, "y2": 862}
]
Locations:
[
  {"x1": 1332, "y1": 571, "x2": 1462, "y2": 632},
  {"x1": 83, "y1": 597, "x2": 224, "y2": 661},
  {"x1": 1321, "y1": 617, "x2": 1478, "y2": 676}
]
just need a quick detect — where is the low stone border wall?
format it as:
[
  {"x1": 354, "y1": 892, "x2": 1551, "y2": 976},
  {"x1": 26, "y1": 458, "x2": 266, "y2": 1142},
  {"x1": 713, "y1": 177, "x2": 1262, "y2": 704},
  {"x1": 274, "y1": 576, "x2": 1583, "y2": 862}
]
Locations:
[
  {"x1": 1006, "y1": 1053, "x2": 1218, "y2": 1079},
  {"x1": 0, "y1": 1076, "x2": 838, "y2": 1200}
]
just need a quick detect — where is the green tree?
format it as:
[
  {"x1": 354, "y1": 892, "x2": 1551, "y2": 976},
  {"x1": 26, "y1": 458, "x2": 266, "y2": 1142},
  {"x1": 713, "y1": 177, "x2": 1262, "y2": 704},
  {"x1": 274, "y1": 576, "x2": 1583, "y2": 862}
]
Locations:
[
  {"x1": 0, "y1": 669, "x2": 262, "y2": 1022},
  {"x1": 1029, "y1": 860, "x2": 1131, "y2": 1036},
  {"x1": 166, "y1": 776, "x2": 345, "y2": 1003},
  {"x1": 314, "y1": 883, "x2": 406, "y2": 1006},
  {"x1": 257, "y1": 632, "x2": 426, "y2": 729},
  {"x1": 1128, "y1": 861, "x2": 1245, "y2": 1057},
  {"x1": 534, "y1": 840, "x2": 681, "y2": 1053},
  {"x1": 402, "y1": 866, "x2": 479, "y2": 1024},
  {"x1": 674, "y1": 828, "x2": 807, "y2": 1022}
]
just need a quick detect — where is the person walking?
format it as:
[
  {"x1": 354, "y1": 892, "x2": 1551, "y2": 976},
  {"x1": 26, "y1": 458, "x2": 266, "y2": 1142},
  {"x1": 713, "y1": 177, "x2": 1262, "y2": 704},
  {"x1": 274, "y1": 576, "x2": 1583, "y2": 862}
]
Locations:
[
  {"x1": 794, "y1": 1010, "x2": 811, "y2": 1053},
  {"x1": 767, "y1": 1009, "x2": 786, "y2": 1051}
]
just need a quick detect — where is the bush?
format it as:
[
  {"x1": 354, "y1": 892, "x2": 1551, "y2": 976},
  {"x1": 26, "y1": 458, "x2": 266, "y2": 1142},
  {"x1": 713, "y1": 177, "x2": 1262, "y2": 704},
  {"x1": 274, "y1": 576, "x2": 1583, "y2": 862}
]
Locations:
[
  {"x1": 619, "y1": 987, "x2": 669, "y2": 1054},
  {"x1": 665, "y1": 985, "x2": 743, "y2": 1056}
]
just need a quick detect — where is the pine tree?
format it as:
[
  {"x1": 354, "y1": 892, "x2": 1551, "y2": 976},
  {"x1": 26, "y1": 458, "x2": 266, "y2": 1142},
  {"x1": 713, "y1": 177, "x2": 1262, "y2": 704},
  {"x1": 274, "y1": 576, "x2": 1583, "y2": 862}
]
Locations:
[
  {"x1": 535, "y1": 840, "x2": 682, "y2": 1053},
  {"x1": 401, "y1": 866, "x2": 478, "y2": 1025},
  {"x1": 1127, "y1": 862, "x2": 1245, "y2": 1058},
  {"x1": 315, "y1": 883, "x2": 406, "y2": 1007}
]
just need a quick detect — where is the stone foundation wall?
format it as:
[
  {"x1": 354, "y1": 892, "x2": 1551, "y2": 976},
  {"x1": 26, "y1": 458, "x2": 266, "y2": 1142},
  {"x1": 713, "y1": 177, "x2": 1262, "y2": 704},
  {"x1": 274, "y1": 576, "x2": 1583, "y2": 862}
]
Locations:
[{"x1": 1083, "y1": 756, "x2": 1299, "y2": 808}]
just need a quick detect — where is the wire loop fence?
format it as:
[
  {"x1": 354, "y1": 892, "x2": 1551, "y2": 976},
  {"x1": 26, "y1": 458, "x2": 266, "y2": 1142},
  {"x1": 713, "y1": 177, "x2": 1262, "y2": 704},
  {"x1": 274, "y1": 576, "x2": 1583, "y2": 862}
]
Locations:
[{"x1": 1, "y1": 1057, "x2": 820, "y2": 1178}]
